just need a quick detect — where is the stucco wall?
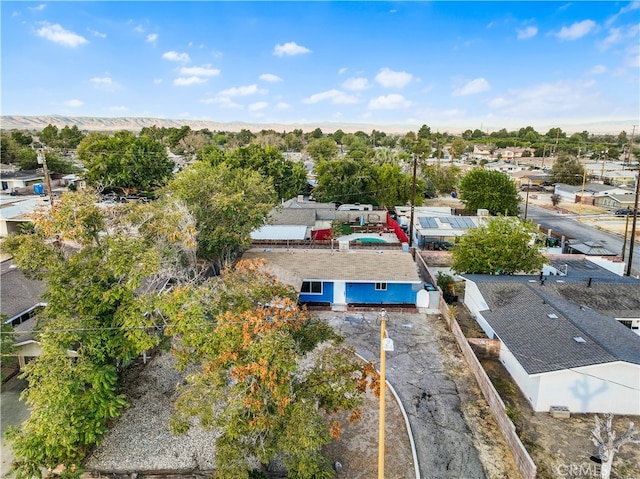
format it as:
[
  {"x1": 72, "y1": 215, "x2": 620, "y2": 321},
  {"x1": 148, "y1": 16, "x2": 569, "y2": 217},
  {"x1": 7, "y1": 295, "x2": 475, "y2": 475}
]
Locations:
[{"x1": 534, "y1": 362, "x2": 640, "y2": 414}]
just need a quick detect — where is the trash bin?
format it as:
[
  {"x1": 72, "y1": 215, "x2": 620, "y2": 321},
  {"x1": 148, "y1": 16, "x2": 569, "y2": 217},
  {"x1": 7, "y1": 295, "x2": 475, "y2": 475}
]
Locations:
[{"x1": 33, "y1": 184, "x2": 44, "y2": 194}]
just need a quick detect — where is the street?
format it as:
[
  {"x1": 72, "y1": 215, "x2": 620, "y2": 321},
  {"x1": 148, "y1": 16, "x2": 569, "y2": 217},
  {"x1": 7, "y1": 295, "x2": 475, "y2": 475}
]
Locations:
[{"x1": 522, "y1": 203, "x2": 640, "y2": 276}]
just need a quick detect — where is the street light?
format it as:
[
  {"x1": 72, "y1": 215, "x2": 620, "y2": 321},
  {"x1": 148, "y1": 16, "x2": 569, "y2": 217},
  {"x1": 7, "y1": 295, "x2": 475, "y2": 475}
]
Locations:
[{"x1": 378, "y1": 309, "x2": 393, "y2": 479}]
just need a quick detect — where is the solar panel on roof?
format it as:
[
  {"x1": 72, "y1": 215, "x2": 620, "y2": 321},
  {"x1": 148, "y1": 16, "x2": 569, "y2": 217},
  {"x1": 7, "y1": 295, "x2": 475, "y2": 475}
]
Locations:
[
  {"x1": 418, "y1": 217, "x2": 438, "y2": 228},
  {"x1": 436, "y1": 216, "x2": 476, "y2": 228}
]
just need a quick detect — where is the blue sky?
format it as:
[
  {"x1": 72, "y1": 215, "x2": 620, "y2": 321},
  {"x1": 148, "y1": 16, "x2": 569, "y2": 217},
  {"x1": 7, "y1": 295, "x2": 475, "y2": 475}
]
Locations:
[{"x1": 2, "y1": 1, "x2": 639, "y2": 133}]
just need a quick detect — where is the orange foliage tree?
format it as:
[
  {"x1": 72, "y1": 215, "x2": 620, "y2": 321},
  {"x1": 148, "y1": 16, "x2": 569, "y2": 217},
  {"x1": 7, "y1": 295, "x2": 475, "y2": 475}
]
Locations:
[{"x1": 161, "y1": 259, "x2": 377, "y2": 478}]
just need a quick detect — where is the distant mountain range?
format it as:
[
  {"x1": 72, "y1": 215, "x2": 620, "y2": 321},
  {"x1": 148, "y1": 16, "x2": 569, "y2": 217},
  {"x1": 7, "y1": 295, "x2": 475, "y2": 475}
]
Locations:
[
  {"x1": 0, "y1": 115, "x2": 417, "y2": 134},
  {"x1": 0, "y1": 115, "x2": 634, "y2": 135}
]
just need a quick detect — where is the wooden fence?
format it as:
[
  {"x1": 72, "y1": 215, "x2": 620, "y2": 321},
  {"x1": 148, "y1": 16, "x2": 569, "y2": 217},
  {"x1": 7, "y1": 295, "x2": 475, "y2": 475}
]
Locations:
[{"x1": 439, "y1": 296, "x2": 537, "y2": 479}]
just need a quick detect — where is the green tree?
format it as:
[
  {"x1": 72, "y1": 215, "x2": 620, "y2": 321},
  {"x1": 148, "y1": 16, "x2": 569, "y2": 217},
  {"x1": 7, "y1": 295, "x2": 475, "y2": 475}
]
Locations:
[
  {"x1": 1, "y1": 318, "x2": 17, "y2": 382},
  {"x1": 77, "y1": 130, "x2": 174, "y2": 193},
  {"x1": 162, "y1": 259, "x2": 375, "y2": 478},
  {"x1": 1, "y1": 191, "x2": 163, "y2": 476},
  {"x1": 305, "y1": 138, "x2": 339, "y2": 162},
  {"x1": 451, "y1": 216, "x2": 545, "y2": 274},
  {"x1": 549, "y1": 152, "x2": 586, "y2": 186},
  {"x1": 312, "y1": 158, "x2": 376, "y2": 205},
  {"x1": 373, "y1": 163, "x2": 423, "y2": 208},
  {"x1": 59, "y1": 125, "x2": 85, "y2": 149},
  {"x1": 422, "y1": 164, "x2": 461, "y2": 196},
  {"x1": 449, "y1": 138, "x2": 467, "y2": 160},
  {"x1": 226, "y1": 144, "x2": 308, "y2": 201},
  {"x1": 39, "y1": 124, "x2": 59, "y2": 146},
  {"x1": 458, "y1": 169, "x2": 520, "y2": 215},
  {"x1": 167, "y1": 162, "x2": 276, "y2": 268}
]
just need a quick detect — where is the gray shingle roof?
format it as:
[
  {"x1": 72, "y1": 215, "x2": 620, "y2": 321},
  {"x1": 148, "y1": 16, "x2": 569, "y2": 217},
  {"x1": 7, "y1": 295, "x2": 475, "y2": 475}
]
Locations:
[
  {"x1": 241, "y1": 248, "x2": 422, "y2": 284},
  {"x1": 1, "y1": 261, "x2": 46, "y2": 320},
  {"x1": 465, "y1": 266, "x2": 640, "y2": 373}
]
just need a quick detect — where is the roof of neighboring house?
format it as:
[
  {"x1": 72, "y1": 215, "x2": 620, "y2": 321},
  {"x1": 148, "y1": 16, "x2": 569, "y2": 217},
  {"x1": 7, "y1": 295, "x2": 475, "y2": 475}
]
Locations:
[
  {"x1": 241, "y1": 248, "x2": 422, "y2": 285},
  {"x1": 555, "y1": 183, "x2": 630, "y2": 195},
  {"x1": 1, "y1": 260, "x2": 46, "y2": 321},
  {"x1": 463, "y1": 263, "x2": 640, "y2": 374},
  {"x1": 606, "y1": 193, "x2": 638, "y2": 204},
  {"x1": 0, "y1": 170, "x2": 45, "y2": 181},
  {"x1": 267, "y1": 207, "x2": 317, "y2": 226},
  {"x1": 566, "y1": 241, "x2": 617, "y2": 256},
  {"x1": 0, "y1": 196, "x2": 50, "y2": 221},
  {"x1": 251, "y1": 225, "x2": 308, "y2": 240}
]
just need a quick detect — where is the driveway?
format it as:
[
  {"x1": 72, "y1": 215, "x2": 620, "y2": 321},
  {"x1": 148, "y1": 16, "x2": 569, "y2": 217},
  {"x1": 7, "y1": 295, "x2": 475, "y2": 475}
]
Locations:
[
  {"x1": 1, "y1": 377, "x2": 29, "y2": 478},
  {"x1": 318, "y1": 310, "x2": 511, "y2": 479}
]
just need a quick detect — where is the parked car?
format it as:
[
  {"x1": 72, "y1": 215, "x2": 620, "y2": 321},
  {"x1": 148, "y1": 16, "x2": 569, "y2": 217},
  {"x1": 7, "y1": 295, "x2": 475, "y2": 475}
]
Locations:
[{"x1": 615, "y1": 208, "x2": 637, "y2": 216}]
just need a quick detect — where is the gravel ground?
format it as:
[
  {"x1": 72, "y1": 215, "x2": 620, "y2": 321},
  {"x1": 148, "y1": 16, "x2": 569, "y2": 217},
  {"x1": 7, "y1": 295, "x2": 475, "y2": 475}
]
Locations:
[{"x1": 84, "y1": 353, "x2": 220, "y2": 473}]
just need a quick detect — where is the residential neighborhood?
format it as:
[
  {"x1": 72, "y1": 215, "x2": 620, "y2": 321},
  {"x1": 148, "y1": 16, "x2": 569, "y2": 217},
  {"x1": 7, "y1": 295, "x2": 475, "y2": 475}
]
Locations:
[{"x1": 1, "y1": 117, "x2": 639, "y2": 479}]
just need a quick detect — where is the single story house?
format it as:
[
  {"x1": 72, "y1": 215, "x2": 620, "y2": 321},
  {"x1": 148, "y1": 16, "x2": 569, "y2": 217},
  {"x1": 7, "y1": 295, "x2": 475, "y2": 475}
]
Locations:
[
  {"x1": 595, "y1": 192, "x2": 637, "y2": 210},
  {"x1": 462, "y1": 259, "x2": 640, "y2": 414},
  {"x1": 241, "y1": 247, "x2": 426, "y2": 311},
  {"x1": 1, "y1": 170, "x2": 45, "y2": 193},
  {"x1": 0, "y1": 195, "x2": 50, "y2": 237},
  {"x1": 1, "y1": 260, "x2": 47, "y2": 370},
  {"x1": 553, "y1": 183, "x2": 632, "y2": 205},
  {"x1": 394, "y1": 206, "x2": 487, "y2": 250}
]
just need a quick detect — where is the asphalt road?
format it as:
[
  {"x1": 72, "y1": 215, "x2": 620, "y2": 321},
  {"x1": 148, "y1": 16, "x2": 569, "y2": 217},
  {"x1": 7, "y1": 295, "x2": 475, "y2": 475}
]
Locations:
[
  {"x1": 521, "y1": 203, "x2": 640, "y2": 276},
  {"x1": 321, "y1": 311, "x2": 488, "y2": 479}
]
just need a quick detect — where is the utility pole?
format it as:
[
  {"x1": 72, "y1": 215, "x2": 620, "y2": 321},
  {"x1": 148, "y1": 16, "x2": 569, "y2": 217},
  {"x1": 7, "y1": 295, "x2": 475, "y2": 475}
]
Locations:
[
  {"x1": 378, "y1": 309, "x2": 392, "y2": 479},
  {"x1": 624, "y1": 167, "x2": 640, "y2": 277},
  {"x1": 37, "y1": 148, "x2": 55, "y2": 208},
  {"x1": 624, "y1": 125, "x2": 636, "y2": 165},
  {"x1": 408, "y1": 153, "x2": 417, "y2": 248}
]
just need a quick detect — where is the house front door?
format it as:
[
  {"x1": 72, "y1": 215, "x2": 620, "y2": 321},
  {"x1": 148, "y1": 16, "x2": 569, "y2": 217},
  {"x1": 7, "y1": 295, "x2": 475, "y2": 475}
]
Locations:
[{"x1": 333, "y1": 281, "x2": 346, "y2": 311}]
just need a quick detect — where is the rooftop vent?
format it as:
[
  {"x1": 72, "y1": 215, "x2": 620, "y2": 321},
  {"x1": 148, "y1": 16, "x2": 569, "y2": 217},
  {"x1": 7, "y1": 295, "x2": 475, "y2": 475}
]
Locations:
[
  {"x1": 573, "y1": 336, "x2": 586, "y2": 343},
  {"x1": 547, "y1": 313, "x2": 558, "y2": 319}
]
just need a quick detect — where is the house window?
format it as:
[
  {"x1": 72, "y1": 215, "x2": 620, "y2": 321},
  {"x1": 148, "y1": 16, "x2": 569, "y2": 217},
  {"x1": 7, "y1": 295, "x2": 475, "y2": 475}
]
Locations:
[
  {"x1": 375, "y1": 282, "x2": 387, "y2": 291},
  {"x1": 301, "y1": 281, "x2": 322, "y2": 294}
]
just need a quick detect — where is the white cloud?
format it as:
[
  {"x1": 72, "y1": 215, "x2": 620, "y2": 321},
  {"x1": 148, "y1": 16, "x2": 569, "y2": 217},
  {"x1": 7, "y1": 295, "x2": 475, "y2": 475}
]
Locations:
[
  {"x1": 109, "y1": 105, "x2": 128, "y2": 112},
  {"x1": 368, "y1": 94, "x2": 411, "y2": 110},
  {"x1": 201, "y1": 96, "x2": 241, "y2": 108},
  {"x1": 556, "y1": 20, "x2": 596, "y2": 40},
  {"x1": 338, "y1": 67, "x2": 348, "y2": 75},
  {"x1": 162, "y1": 51, "x2": 190, "y2": 62},
  {"x1": 249, "y1": 101, "x2": 269, "y2": 111},
  {"x1": 147, "y1": 33, "x2": 158, "y2": 43},
  {"x1": 133, "y1": 25, "x2": 145, "y2": 33},
  {"x1": 586, "y1": 64, "x2": 607, "y2": 75},
  {"x1": 302, "y1": 89, "x2": 358, "y2": 104},
  {"x1": 64, "y1": 99, "x2": 83, "y2": 107},
  {"x1": 275, "y1": 102, "x2": 291, "y2": 110},
  {"x1": 486, "y1": 79, "x2": 600, "y2": 116},
  {"x1": 259, "y1": 73, "x2": 283, "y2": 82},
  {"x1": 342, "y1": 77, "x2": 370, "y2": 91},
  {"x1": 375, "y1": 67, "x2": 413, "y2": 89},
  {"x1": 605, "y1": 1, "x2": 640, "y2": 27},
  {"x1": 153, "y1": 78, "x2": 163, "y2": 84},
  {"x1": 517, "y1": 26, "x2": 538, "y2": 40},
  {"x1": 452, "y1": 78, "x2": 491, "y2": 96},
  {"x1": 180, "y1": 65, "x2": 220, "y2": 76},
  {"x1": 29, "y1": 4, "x2": 46, "y2": 11},
  {"x1": 218, "y1": 84, "x2": 262, "y2": 97},
  {"x1": 88, "y1": 29, "x2": 106, "y2": 39},
  {"x1": 37, "y1": 22, "x2": 88, "y2": 47},
  {"x1": 174, "y1": 76, "x2": 208, "y2": 86},
  {"x1": 273, "y1": 41, "x2": 311, "y2": 56},
  {"x1": 90, "y1": 76, "x2": 119, "y2": 91}
]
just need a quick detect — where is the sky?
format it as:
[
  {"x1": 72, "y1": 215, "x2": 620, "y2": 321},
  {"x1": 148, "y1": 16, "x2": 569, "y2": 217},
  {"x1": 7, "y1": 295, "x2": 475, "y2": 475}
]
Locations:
[{"x1": 2, "y1": 1, "x2": 639, "y2": 133}]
